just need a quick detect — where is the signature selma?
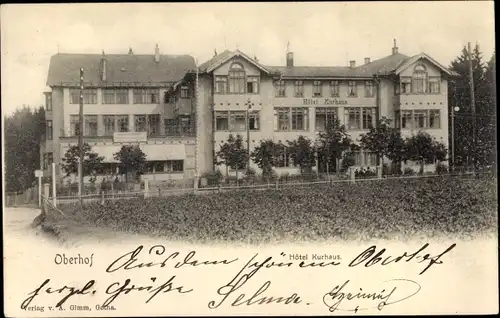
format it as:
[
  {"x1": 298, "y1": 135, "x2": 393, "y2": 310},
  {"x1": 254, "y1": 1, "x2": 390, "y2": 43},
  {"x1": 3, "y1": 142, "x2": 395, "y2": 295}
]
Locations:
[
  {"x1": 208, "y1": 253, "x2": 303, "y2": 308},
  {"x1": 323, "y1": 279, "x2": 421, "y2": 312}
]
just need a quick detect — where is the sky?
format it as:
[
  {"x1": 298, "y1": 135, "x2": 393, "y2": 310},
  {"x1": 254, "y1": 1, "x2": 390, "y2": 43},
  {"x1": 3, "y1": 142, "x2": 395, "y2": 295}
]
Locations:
[{"x1": 0, "y1": 2, "x2": 495, "y2": 115}]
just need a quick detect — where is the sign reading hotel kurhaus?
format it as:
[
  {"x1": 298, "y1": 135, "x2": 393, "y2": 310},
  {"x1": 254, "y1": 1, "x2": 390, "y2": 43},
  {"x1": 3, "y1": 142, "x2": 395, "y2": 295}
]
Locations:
[{"x1": 303, "y1": 98, "x2": 348, "y2": 105}]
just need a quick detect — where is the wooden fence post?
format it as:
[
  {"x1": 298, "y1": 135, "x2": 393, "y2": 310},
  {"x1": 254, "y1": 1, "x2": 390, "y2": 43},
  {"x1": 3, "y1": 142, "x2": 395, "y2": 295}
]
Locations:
[
  {"x1": 43, "y1": 183, "x2": 50, "y2": 216},
  {"x1": 275, "y1": 180, "x2": 279, "y2": 190},
  {"x1": 101, "y1": 191, "x2": 105, "y2": 205},
  {"x1": 350, "y1": 168, "x2": 356, "y2": 183},
  {"x1": 144, "y1": 179, "x2": 149, "y2": 198},
  {"x1": 218, "y1": 184, "x2": 222, "y2": 193}
]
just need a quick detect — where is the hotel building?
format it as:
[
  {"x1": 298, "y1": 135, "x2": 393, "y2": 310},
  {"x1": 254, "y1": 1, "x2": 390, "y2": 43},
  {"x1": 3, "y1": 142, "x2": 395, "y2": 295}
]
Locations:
[
  {"x1": 41, "y1": 45, "x2": 199, "y2": 182},
  {"x1": 41, "y1": 41, "x2": 456, "y2": 182}
]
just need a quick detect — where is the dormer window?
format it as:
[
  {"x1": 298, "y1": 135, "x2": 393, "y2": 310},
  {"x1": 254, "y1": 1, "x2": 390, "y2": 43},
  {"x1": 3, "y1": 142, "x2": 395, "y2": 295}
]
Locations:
[
  {"x1": 180, "y1": 86, "x2": 190, "y2": 99},
  {"x1": 412, "y1": 64, "x2": 428, "y2": 93}
]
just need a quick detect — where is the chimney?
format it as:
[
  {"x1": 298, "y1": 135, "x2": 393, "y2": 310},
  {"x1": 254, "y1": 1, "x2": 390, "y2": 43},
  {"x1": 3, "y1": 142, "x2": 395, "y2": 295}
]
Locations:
[
  {"x1": 392, "y1": 38, "x2": 398, "y2": 55},
  {"x1": 364, "y1": 57, "x2": 371, "y2": 64},
  {"x1": 286, "y1": 52, "x2": 294, "y2": 67},
  {"x1": 101, "y1": 50, "x2": 107, "y2": 81},
  {"x1": 154, "y1": 44, "x2": 160, "y2": 62},
  {"x1": 128, "y1": 47, "x2": 133, "y2": 55},
  {"x1": 349, "y1": 60, "x2": 356, "y2": 68}
]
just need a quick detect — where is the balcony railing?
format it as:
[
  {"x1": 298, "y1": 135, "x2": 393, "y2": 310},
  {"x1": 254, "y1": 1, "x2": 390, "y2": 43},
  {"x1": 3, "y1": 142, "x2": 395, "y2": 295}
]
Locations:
[{"x1": 60, "y1": 126, "x2": 196, "y2": 138}]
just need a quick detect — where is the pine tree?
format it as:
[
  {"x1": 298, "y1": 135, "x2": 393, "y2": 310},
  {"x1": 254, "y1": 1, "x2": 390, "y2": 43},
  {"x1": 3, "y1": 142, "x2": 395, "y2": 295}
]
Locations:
[
  {"x1": 4, "y1": 106, "x2": 45, "y2": 193},
  {"x1": 448, "y1": 43, "x2": 495, "y2": 168}
]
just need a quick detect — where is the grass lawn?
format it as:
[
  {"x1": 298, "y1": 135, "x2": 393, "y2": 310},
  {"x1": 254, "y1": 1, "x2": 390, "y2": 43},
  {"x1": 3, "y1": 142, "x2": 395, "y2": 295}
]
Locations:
[{"x1": 44, "y1": 174, "x2": 498, "y2": 244}]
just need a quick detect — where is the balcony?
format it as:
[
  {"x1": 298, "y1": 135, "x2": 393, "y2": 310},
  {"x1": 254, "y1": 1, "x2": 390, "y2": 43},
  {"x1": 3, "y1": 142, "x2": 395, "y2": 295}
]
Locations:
[
  {"x1": 59, "y1": 126, "x2": 196, "y2": 140},
  {"x1": 175, "y1": 98, "x2": 193, "y2": 116}
]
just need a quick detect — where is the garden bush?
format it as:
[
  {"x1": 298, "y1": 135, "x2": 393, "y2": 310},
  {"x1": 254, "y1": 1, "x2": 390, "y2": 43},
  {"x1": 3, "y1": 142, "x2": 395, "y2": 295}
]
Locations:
[
  {"x1": 403, "y1": 167, "x2": 416, "y2": 176},
  {"x1": 58, "y1": 175, "x2": 497, "y2": 244}
]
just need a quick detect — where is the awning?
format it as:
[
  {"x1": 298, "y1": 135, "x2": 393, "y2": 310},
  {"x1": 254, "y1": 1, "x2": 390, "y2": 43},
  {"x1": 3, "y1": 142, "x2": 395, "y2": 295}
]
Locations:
[
  {"x1": 93, "y1": 145, "x2": 123, "y2": 163},
  {"x1": 140, "y1": 144, "x2": 186, "y2": 160}
]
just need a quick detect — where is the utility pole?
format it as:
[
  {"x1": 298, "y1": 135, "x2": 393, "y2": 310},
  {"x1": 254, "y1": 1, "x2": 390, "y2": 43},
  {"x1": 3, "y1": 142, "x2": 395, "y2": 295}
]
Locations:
[
  {"x1": 467, "y1": 42, "x2": 476, "y2": 172},
  {"x1": 78, "y1": 68, "x2": 84, "y2": 203},
  {"x1": 245, "y1": 99, "x2": 254, "y2": 171}
]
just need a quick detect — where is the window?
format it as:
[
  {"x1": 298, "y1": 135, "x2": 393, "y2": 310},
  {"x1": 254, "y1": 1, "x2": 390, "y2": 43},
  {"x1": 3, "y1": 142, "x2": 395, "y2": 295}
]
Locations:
[
  {"x1": 363, "y1": 151, "x2": 377, "y2": 166},
  {"x1": 364, "y1": 81, "x2": 374, "y2": 97},
  {"x1": 70, "y1": 115, "x2": 80, "y2": 136},
  {"x1": 400, "y1": 77, "x2": 412, "y2": 94},
  {"x1": 395, "y1": 111, "x2": 401, "y2": 128},
  {"x1": 215, "y1": 76, "x2": 228, "y2": 94},
  {"x1": 46, "y1": 120, "x2": 53, "y2": 140},
  {"x1": 294, "y1": 81, "x2": 304, "y2": 97},
  {"x1": 428, "y1": 77, "x2": 441, "y2": 94},
  {"x1": 352, "y1": 151, "x2": 362, "y2": 166},
  {"x1": 414, "y1": 110, "x2": 428, "y2": 129},
  {"x1": 313, "y1": 81, "x2": 322, "y2": 97},
  {"x1": 45, "y1": 93, "x2": 52, "y2": 111},
  {"x1": 228, "y1": 63, "x2": 245, "y2": 93},
  {"x1": 215, "y1": 111, "x2": 229, "y2": 131},
  {"x1": 146, "y1": 161, "x2": 166, "y2": 173},
  {"x1": 275, "y1": 80, "x2": 286, "y2": 97},
  {"x1": 84, "y1": 115, "x2": 98, "y2": 136},
  {"x1": 396, "y1": 110, "x2": 440, "y2": 129},
  {"x1": 103, "y1": 115, "x2": 115, "y2": 136},
  {"x1": 148, "y1": 114, "x2": 160, "y2": 136},
  {"x1": 180, "y1": 86, "x2": 190, "y2": 99},
  {"x1": 274, "y1": 108, "x2": 290, "y2": 131},
  {"x1": 315, "y1": 108, "x2": 337, "y2": 131},
  {"x1": 116, "y1": 89, "x2": 129, "y2": 104},
  {"x1": 133, "y1": 89, "x2": 159, "y2": 104},
  {"x1": 147, "y1": 160, "x2": 184, "y2": 173},
  {"x1": 102, "y1": 89, "x2": 115, "y2": 104},
  {"x1": 116, "y1": 115, "x2": 129, "y2": 132},
  {"x1": 169, "y1": 160, "x2": 184, "y2": 173},
  {"x1": 164, "y1": 118, "x2": 177, "y2": 135},
  {"x1": 274, "y1": 108, "x2": 308, "y2": 131},
  {"x1": 44, "y1": 153, "x2": 53, "y2": 170},
  {"x1": 179, "y1": 115, "x2": 194, "y2": 133},
  {"x1": 291, "y1": 108, "x2": 307, "y2": 130},
  {"x1": 401, "y1": 111, "x2": 413, "y2": 129},
  {"x1": 330, "y1": 81, "x2": 340, "y2": 97},
  {"x1": 247, "y1": 77, "x2": 260, "y2": 94},
  {"x1": 248, "y1": 111, "x2": 260, "y2": 131},
  {"x1": 429, "y1": 110, "x2": 440, "y2": 128},
  {"x1": 348, "y1": 81, "x2": 357, "y2": 97},
  {"x1": 345, "y1": 108, "x2": 361, "y2": 130},
  {"x1": 69, "y1": 89, "x2": 81, "y2": 104},
  {"x1": 230, "y1": 111, "x2": 246, "y2": 131},
  {"x1": 84, "y1": 89, "x2": 97, "y2": 104},
  {"x1": 70, "y1": 88, "x2": 96, "y2": 104},
  {"x1": 135, "y1": 115, "x2": 147, "y2": 132},
  {"x1": 102, "y1": 163, "x2": 119, "y2": 174},
  {"x1": 412, "y1": 64, "x2": 427, "y2": 93},
  {"x1": 394, "y1": 81, "x2": 400, "y2": 95},
  {"x1": 362, "y1": 108, "x2": 375, "y2": 129}
]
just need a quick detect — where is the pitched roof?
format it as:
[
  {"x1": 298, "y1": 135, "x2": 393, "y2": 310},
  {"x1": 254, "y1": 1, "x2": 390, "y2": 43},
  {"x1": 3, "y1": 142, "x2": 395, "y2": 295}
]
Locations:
[
  {"x1": 198, "y1": 49, "x2": 271, "y2": 74},
  {"x1": 265, "y1": 53, "x2": 411, "y2": 79},
  {"x1": 394, "y1": 52, "x2": 458, "y2": 76},
  {"x1": 47, "y1": 53, "x2": 197, "y2": 87}
]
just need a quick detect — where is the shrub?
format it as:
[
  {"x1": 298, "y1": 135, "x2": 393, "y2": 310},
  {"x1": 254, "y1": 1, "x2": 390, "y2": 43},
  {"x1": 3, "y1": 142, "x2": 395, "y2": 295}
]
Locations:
[
  {"x1": 403, "y1": 167, "x2": 415, "y2": 176},
  {"x1": 435, "y1": 163, "x2": 449, "y2": 174},
  {"x1": 202, "y1": 170, "x2": 224, "y2": 186},
  {"x1": 243, "y1": 168, "x2": 258, "y2": 184}
]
